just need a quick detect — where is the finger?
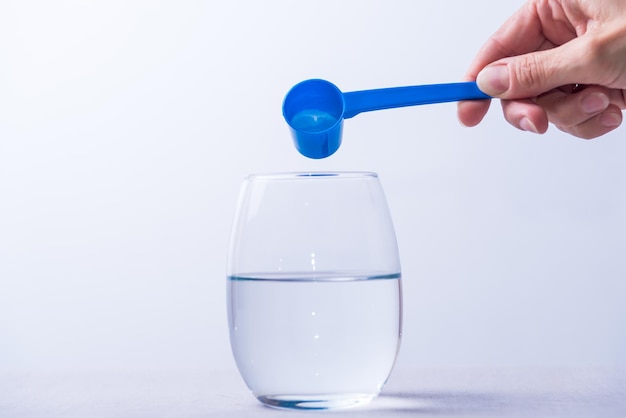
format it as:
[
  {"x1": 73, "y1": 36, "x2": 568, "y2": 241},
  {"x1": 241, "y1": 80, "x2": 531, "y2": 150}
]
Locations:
[
  {"x1": 536, "y1": 87, "x2": 611, "y2": 128},
  {"x1": 463, "y1": 2, "x2": 576, "y2": 81},
  {"x1": 457, "y1": 99, "x2": 491, "y2": 127},
  {"x1": 477, "y1": 36, "x2": 594, "y2": 98},
  {"x1": 555, "y1": 105, "x2": 623, "y2": 139},
  {"x1": 500, "y1": 99, "x2": 549, "y2": 134},
  {"x1": 458, "y1": 2, "x2": 569, "y2": 125}
]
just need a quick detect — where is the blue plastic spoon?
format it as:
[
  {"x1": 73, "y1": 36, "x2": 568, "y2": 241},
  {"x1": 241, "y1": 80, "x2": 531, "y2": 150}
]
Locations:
[{"x1": 282, "y1": 79, "x2": 491, "y2": 159}]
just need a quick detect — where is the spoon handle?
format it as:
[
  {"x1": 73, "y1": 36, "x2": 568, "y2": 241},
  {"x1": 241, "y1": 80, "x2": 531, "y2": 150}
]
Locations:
[{"x1": 342, "y1": 81, "x2": 490, "y2": 119}]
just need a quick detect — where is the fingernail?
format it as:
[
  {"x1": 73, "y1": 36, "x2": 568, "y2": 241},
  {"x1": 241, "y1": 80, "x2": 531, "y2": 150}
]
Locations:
[
  {"x1": 520, "y1": 117, "x2": 539, "y2": 133},
  {"x1": 600, "y1": 112, "x2": 621, "y2": 128},
  {"x1": 476, "y1": 65, "x2": 510, "y2": 95},
  {"x1": 581, "y1": 92, "x2": 609, "y2": 114}
]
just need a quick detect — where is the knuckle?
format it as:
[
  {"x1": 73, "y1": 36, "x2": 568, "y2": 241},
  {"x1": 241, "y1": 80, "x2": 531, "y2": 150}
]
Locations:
[{"x1": 511, "y1": 54, "x2": 548, "y2": 92}]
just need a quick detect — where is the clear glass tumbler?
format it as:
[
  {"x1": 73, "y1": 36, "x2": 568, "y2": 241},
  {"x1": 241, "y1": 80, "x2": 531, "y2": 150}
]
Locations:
[{"x1": 227, "y1": 172, "x2": 402, "y2": 410}]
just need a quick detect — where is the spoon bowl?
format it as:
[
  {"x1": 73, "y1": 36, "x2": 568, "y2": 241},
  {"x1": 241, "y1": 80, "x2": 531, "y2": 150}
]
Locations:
[{"x1": 282, "y1": 79, "x2": 345, "y2": 160}]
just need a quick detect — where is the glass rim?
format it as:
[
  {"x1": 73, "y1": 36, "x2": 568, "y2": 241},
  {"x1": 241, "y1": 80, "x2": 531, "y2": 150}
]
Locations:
[{"x1": 244, "y1": 171, "x2": 379, "y2": 181}]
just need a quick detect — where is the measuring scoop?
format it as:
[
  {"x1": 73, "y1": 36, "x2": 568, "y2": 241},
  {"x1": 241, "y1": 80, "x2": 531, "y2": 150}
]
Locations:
[{"x1": 282, "y1": 79, "x2": 491, "y2": 159}]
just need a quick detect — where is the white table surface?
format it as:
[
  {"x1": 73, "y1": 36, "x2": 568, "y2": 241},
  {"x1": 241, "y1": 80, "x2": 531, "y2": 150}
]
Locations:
[{"x1": 1, "y1": 367, "x2": 625, "y2": 417}]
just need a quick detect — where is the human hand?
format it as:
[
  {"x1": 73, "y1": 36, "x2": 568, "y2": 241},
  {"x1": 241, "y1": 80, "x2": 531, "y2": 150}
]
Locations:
[{"x1": 457, "y1": 0, "x2": 626, "y2": 139}]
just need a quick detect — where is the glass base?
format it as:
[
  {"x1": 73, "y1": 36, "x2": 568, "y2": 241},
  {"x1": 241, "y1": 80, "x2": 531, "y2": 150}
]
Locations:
[{"x1": 256, "y1": 393, "x2": 377, "y2": 410}]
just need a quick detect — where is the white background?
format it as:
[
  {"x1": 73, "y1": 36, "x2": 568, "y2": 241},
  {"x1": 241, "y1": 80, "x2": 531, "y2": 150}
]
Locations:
[{"x1": 1, "y1": 0, "x2": 624, "y2": 374}]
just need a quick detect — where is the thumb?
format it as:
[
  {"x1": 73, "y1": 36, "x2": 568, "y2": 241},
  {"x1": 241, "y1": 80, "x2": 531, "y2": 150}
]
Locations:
[{"x1": 476, "y1": 39, "x2": 587, "y2": 99}]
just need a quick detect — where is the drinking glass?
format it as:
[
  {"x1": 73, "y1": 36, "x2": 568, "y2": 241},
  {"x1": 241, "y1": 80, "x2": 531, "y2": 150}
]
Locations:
[{"x1": 227, "y1": 172, "x2": 402, "y2": 410}]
